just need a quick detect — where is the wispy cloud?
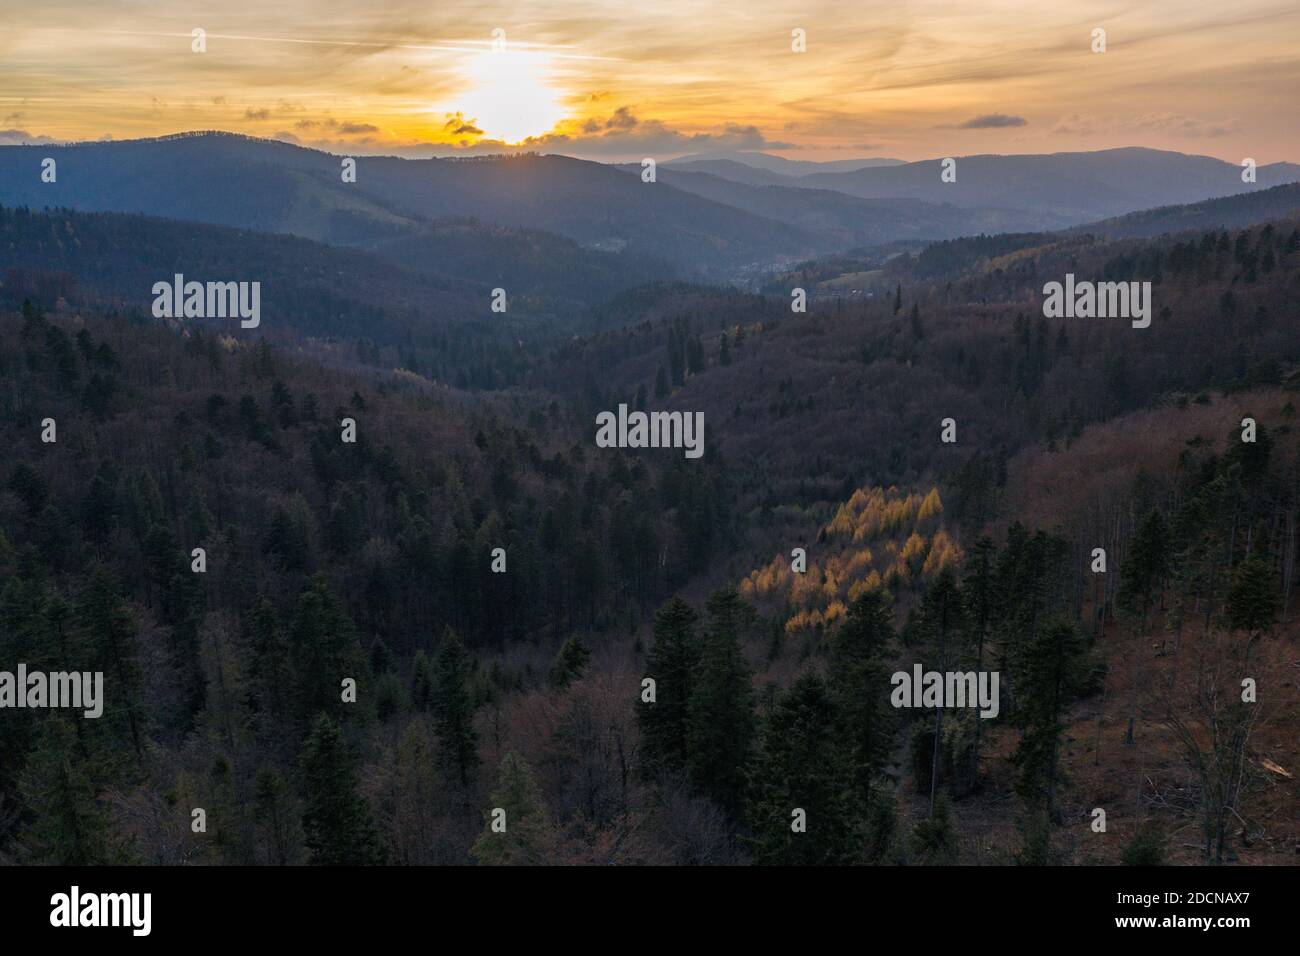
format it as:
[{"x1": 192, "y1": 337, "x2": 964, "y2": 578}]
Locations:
[
  {"x1": 1, "y1": 2, "x2": 1295, "y2": 161},
  {"x1": 941, "y1": 113, "x2": 1028, "y2": 129}
]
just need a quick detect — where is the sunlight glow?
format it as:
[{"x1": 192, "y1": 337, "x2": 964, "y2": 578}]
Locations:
[{"x1": 448, "y1": 48, "x2": 567, "y2": 144}]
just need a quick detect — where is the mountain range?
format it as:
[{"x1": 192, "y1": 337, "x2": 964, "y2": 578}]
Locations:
[{"x1": 2, "y1": 134, "x2": 1298, "y2": 284}]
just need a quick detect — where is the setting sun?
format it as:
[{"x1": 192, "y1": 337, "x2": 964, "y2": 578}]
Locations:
[{"x1": 448, "y1": 48, "x2": 567, "y2": 144}]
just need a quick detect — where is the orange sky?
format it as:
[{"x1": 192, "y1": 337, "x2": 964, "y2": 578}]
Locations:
[{"x1": 1, "y1": 1, "x2": 1296, "y2": 162}]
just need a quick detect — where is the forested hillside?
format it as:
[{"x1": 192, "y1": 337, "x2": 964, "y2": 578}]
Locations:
[
  {"x1": 0, "y1": 133, "x2": 825, "y2": 276},
  {"x1": 0, "y1": 195, "x2": 1296, "y2": 867}
]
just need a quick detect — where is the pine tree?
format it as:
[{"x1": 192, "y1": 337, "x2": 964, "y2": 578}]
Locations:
[
  {"x1": 471, "y1": 752, "x2": 555, "y2": 865},
  {"x1": 20, "y1": 298, "x2": 47, "y2": 339},
  {"x1": 915, "y1": 566, "x2": 965, "y2": 816},
  {"x1": 411, "y1": 648, "x2": 433, "y2": 711},
  {"x1": 248, "y1": 598, "x2": 289, "y2": 728},
  {"x1": 1226, "y1": 557, "x2": 1278, "y2": 637},
  {"x1": 300, "y1": 714, "x2": 385, "y2": 864},
  {"x1": 910, "y1": 789, "x2": 957, "y2": 865},
  {"x1": 687, "y1": 334, "x2": 705, "y2": 375},
  {"x1": 1121, "y1": 821, "x2": 1167, "y2": 866},
  {"x1": 254, "y1": 765, "x2": 300, "y2": 865},
  {"x1": 431, "y1": 627, "x2": 479, "y2": 787},
  {"x1": 993, "y1": 524, "x2": 1068, "y2": 719},
  {"x1": 654, "y1": 364, "x2": 669, "y2": 398},
  {"x1": 549, "y1": 635, "x2": 590, "y2": 689},
  {"x1": 1118, "y1": 508, "x2": 1170, "y2": 631},
  {"x1": 962, "y1": 536, "x2": 996, "y2": 775},
  {"x1": 1011, "y1": 618, "x2": 1088, "y2": 827},
  {"x1": 748, "y1": 673, "x2": 859, "y2": 864},
  {"x1": 0, "y1": 577, "x2": 60, "y2": 796},
  {"x1": 76, "y1": 564, "x2": 144, "y2": 757},
  {"x1": 18, "y1": 718, "x2": 115, "y2": 864},
  {"x1": 828, "y1": 590, "x2": 895, "y2": 805},
  {"x1": 287, "y1": 575, "x2": 366, "y2": 724},
  {"x1": 638, "y1": 596, "x2": 700, "y2": 777},
  {"x1": 686, "y1": 590, "x2": 755, "y2": 815},
  {"x1": 80, "y1": 472, "x2": 117, "y2": 546},
  {"x1": 7, "y1": 463, "x2": 50, "y2": 517}
]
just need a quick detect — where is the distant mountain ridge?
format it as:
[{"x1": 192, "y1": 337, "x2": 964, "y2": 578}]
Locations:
[
  {"x1": 624, "y1": 165, "x2": 1077, "y2": 240},
  {"x1": 665, "y1": 150, "x2": 906, "y2": 177},
  {"x1": 1069, "y1": 182, "x2": 1300, "y2": 239},
  {"x1": 796, "y1": 147, "x2": 1300, "y2": 220},
  {"x1": 3, "y1": 134, "x2": 1298, "y2": 284},
  {"x1": 0, "y1": 132, "x2": 822, "y2": 277}
]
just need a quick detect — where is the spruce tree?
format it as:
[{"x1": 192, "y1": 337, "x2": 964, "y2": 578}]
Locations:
[
  {"x1": 1118, "y1": 508, "x2": 1170, "y2": 631},
  {"x1": 471, "y1": 752, "x2": 555, "y2": 865},
  {"x1": 254, "y1": 765, "x2": 300, "y2": 865},
  {"x1": 300, "y1": 714, "x2": 385, "y2": 864},
  {"x1": 910, "y1": 789, "x2": 957, "y2": 865},
  {"x1": 287, "y1": 575, "x2": 366, "y2": 724},
  {"x1": 1226, "y1": 557, "x2": 1278, "y2": 637},
  {"x1": 748, "y1": 673, "x2": 859, "y2": 865},
  {"x1": 962, "y1": 536, "x2": 996, "y2": 775},
  {"x1": 76, "y1": 563, "x2": 144, "y2": 757},
  {"x1": 411, "y1": 648, "x2": 433, "y2": 711},
  {"x1": 18, "y1": 718, "x2": 115, "y2": 864},
  {"x1": 828, "y1": 590, "x2": 895, "y2": 805},
  {"x1": 686, "y1": 590, "x2": 755, "y2": 815},
  {"x1": 549, "y1": 635, "x2": 591, "y2": 689},
  {"x1": 1011, "y1": 618, "x2": 1088, "y2": 826},
  {"x1": 431, "y1": 627, "x2": 479, "y2": 787},
  {"x1": 638, "y1": 596, "x2": 700, "y2": 777},
  {"x1": 915, "y1": 566, "x2": 965, "y2": 816},
  {"x1": 248, "y1": 598, "x2": 289, "y2": 728}
]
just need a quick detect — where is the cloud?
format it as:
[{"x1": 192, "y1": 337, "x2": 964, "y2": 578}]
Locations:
[
  {"x1": 442, "y1": 113, "x2": 482, "y2": 136},
  {"x1": 603, "y1": 106, "x2": 638, "y2": 130},
  {"x1": 293, "y1": 118, "x2": 381, "y2": 136},
  {"x1": 1052, "y1": 112, "x2": 1242, "y2": 139},
  {"x1": 243, "y1": 102, "x2": 305, "y2": 121},
  {"x1": 948, "y1": 113, "x2": 1028, "y2": 129},
  {"x1": 512, "y1": 107, "x2": 795, "y2": 158},
  {"x1": 0, "y1": 128, "x2": 58, "y2": 145},
  {"x1": 1051, "y1": 113, "x2": 1098, "y2": 136},
  {"x1": 1131, "y1": 113, "x2": 1242, "y2": 138},
  {"x1": 272, "y1": 130, "x2": 301, "y2": 144}
]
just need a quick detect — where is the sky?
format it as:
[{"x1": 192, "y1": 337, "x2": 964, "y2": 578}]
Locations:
[{"x1": 1, "y1": 0, "x2": 1296, "y2": 163}]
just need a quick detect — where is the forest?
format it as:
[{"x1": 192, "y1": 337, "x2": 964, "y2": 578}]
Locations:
[{"x1": 0, "y1": 197, "x2": 1297, "y2": 866}]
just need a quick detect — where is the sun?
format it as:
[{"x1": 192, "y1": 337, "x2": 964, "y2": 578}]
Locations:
[{"x1": 450, "y1": 48, "x2": 567, "y2": 144}]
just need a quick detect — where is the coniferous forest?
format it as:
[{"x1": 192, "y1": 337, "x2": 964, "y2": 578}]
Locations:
[{"x1": 2, "y1": 197, "x2": 1297, "y2": 870}]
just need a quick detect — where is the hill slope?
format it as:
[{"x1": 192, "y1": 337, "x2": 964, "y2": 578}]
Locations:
[{"x1": 0, "y1": 133, "x2": 822, "y2": 277}]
